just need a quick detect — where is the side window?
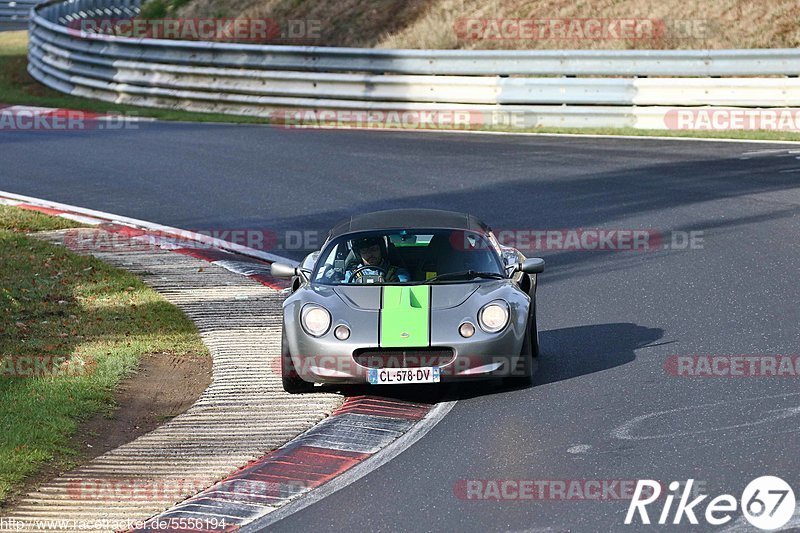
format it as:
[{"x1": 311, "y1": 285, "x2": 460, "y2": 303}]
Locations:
[
  {"x1": 313, "y1": 242, "x2": 349, "y2": 283},
  {"x1": 301, "y1": 251, "x2": 320, "y2": 272},
  {"x1": 314, "y1": 243, "x2": 338, "y2": 282}
]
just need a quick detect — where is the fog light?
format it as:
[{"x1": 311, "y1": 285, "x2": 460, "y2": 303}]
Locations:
[
  {"x1": 334, "y1": 325, "x2": 351, "y2": 340},
  {"x1": 459, "y1": 322, "x2": 475, "y2": 338}
]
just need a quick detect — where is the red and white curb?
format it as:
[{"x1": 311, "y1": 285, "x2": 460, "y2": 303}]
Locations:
[
  {"x1": 0, "y1": 191, "x2": 456, "y2": 532},
  {"x1": 0, "y1": 191, "x2": 290, "y2": 290},
  {"x1": 134, "y1": 397, "x2": 444, "y2": 532}
]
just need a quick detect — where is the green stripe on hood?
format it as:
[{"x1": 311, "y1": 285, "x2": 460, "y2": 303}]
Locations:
[{"x1": 380, "y1": 285, "x2": 430, "y2": 348}]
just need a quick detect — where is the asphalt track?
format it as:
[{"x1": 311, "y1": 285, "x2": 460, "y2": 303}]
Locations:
[{"x1": 1, "y1": 123, "x2": 799, "y2": 531}]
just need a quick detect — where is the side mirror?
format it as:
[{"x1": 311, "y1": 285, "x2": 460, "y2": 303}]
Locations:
[
  {"x1": 270, "y1": 262, "x2": 298, "y2": 278},
  {"x1": 519, "y1": 257, "x2": 545, "y2": 274}
]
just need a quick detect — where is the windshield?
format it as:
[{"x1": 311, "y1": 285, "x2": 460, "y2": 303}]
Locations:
[{"x1": 312, "y1": 229, "x2": 506, "y2": 285}]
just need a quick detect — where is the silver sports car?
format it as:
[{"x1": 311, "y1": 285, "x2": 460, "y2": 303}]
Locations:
[{"x1": 270, "y1": 209, "x2": 544, "y2": 393}]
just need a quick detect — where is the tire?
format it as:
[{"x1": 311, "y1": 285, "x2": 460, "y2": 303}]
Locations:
[
  {"x1": 530, "y1": 300, "x2": 540, "y2": 358},
  {"x1": 281, "y1": 330, "x2": 314, "y2": 394},
  {"x1": 505, "y1": 301, "x2": 537, "y2": 387}
]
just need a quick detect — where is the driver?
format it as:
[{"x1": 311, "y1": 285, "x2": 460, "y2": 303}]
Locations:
[{"x1": 345, "y1": 235, "x2": 410, "y2": 283}]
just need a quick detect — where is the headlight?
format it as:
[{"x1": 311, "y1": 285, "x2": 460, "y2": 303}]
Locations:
[
  {"x1": 301, "y1": 305, "x2": 331, "y2": 337},
  {"x1": 478, "y1": 301, "x2": 509, "y2": 333}
]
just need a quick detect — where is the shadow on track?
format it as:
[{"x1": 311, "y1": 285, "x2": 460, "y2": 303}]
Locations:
[{"x1": 533, "y1": 322, "x2": 664, "y2": 386}]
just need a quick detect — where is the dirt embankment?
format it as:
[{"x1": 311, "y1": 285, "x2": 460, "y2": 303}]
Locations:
[{"x1": 142, "y1": 0, "x2": 800, "y2": 49}]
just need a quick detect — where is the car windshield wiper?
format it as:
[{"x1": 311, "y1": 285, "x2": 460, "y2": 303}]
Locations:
[{"x1": 423, "y1": 270, "x2": 506, "y2": 283}]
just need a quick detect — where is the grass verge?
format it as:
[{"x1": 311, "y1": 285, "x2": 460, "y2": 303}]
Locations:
[
  {"x1": 0, "y1": 204, "x2": 208, "y2": 504},
  {"x1": 2, "y1": 30, "x2": 800, "y2": 141}
]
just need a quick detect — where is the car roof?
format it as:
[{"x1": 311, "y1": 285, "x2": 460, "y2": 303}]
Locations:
[{"x1": 327, "y1": 209, "x2": 490, "y2": 239}]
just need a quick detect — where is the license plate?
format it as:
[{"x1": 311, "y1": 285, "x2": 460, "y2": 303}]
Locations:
[{"x1": 368, "y1": 367, "x2": 440, "y2": 385}]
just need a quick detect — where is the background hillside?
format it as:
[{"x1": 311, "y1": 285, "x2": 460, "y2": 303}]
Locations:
[{"x1": 139, "y1": 0, "x2": 800, "y2": 49}]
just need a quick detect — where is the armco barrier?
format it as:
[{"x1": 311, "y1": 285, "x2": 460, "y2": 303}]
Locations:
[
  {"x1": 0, "y1": 0, "x2": 40, "y2": 22},
  {"x1": 26, "y1": 0, "x2": 800, "y2": 129}
]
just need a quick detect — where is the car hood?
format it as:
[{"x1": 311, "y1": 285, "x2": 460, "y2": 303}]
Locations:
[
  {"x1": 294, "y1": 280, "x2": 523, "y2": 349},
  {"x1": 332, "y1": 283, "x2": 483, "y2": 311}
]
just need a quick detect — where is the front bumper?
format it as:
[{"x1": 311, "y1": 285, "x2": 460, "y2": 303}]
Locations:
[{"x1": 288, "y1": 327, "x2": 525, "y2": 384}]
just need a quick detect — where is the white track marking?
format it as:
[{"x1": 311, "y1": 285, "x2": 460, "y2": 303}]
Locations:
[
  {"x1": 57, "y1": 212, "x2": 105, "y2": 224},
  {"x1": 567, "y1": 444, "x2": 592, "y2": 454},
  {"x1": 612, "y1": 392, "x2": 800, "y2": 441},
  {"x1": 741, "y1": 149, "x2": 793, "y2": 156}
]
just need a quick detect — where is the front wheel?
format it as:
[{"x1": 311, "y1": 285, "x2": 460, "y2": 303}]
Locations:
[
  {"x1": 505, "y1": 302, "x2": 537, "y2": 387},
  {"x1": 530, "y1": 300, "x2": 540, "y2": 358},
  {"x1": 281, "y1": 331, "x2": 314, "y2": 394}
]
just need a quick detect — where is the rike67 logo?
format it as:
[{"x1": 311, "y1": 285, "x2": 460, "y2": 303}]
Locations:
[{"x1": 625, "y1": 476, "x2": 796, "y2": 530}]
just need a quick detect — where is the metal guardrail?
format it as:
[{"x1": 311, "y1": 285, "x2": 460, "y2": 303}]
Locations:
[
  {"x1": 1, "y1": 0, "x2": 42, "y2": 22},
  {"x1": 26, "y1": 0, "x2": 800, "y2": 129}
]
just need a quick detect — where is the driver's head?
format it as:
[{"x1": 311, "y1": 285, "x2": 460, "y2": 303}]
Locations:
[{"x1": 354, "y1": 235, "x2": 384, "y2": 266}]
